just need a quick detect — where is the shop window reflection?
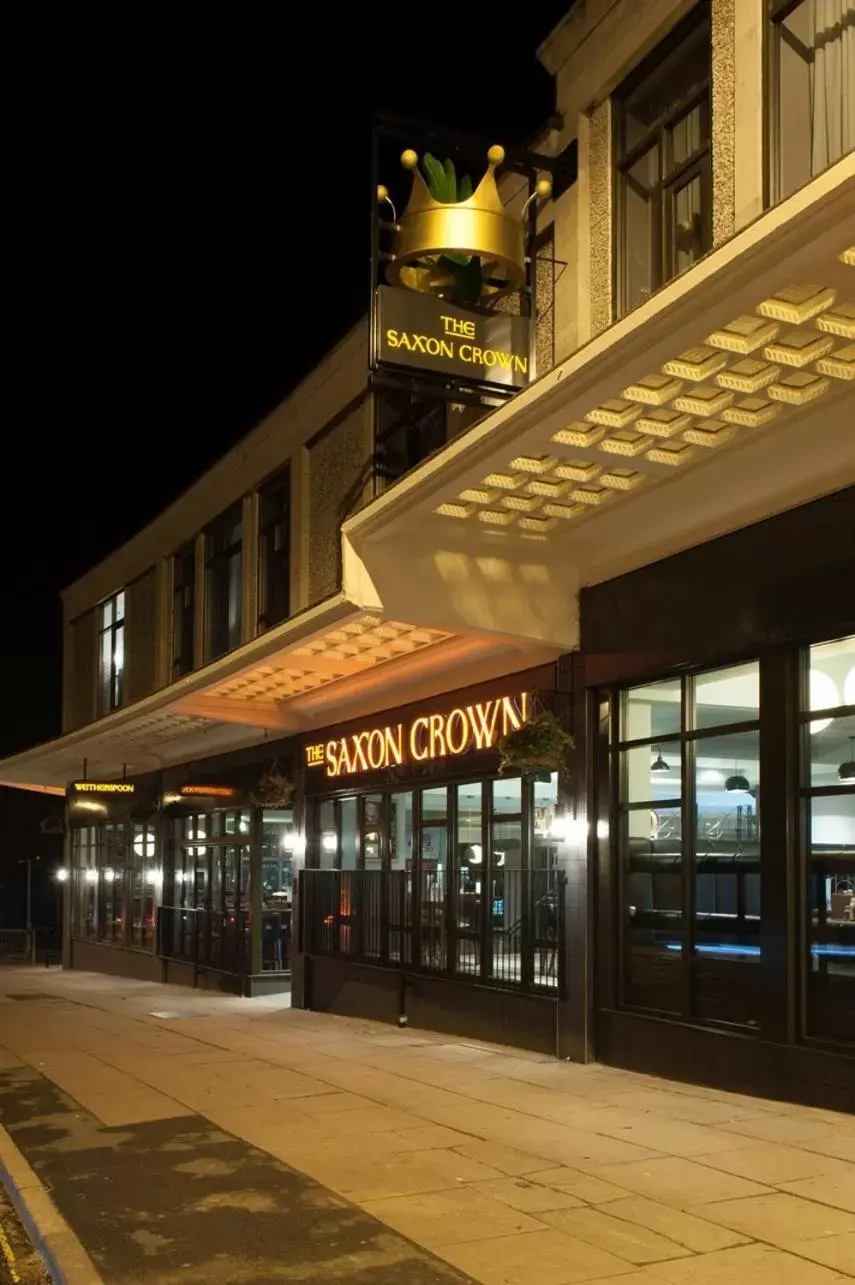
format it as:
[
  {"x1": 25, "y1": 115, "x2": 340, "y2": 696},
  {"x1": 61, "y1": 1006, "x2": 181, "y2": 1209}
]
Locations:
[
  {"x1": 456, "y1": 782, "x2": 483, "y2": 977},
  {"x1": 804, "y1": 634, "x2": 855, "y2": 1045},
  {"x1": 693, "y1": 729, "x2": 760, "y2": 1027},
  {"x1": 616, "y1": 661, "x2": 762, "y2": 1025}
]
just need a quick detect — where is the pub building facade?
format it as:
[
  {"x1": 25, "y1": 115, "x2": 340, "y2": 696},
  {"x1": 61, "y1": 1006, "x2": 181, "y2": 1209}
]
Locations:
[{"x1": 0, "y1": 0, "x2": 853, "y2": 1109}]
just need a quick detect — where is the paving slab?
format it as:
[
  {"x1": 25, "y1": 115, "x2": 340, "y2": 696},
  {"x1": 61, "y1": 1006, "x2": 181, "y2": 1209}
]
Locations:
[{"x1": 0, "y1": 967, "x2": 853, "y2": 1285}]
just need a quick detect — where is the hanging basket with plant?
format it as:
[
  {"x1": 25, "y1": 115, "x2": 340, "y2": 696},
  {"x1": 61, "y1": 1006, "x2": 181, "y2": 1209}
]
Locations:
[
  {"x1": 250, "y1": 762, "x2": 294, "y2": 809},
  {"x1": 498, "y1": 704, "x2": 573, "y2": 777}
]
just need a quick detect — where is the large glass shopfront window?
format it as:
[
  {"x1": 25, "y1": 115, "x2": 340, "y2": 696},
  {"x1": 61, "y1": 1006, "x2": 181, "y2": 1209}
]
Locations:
[
  {"x1": 615, "y1": 660, "x2": 761, "y2": 1026},
  {"x1": 167, "y1": 811, "x2": 252, "y2": 972},
  {"x1": 802, "y1": 634, "x2": 855, "y2": 1045},
  {"x1": 71, "y1": 822, "x2": 161, "y2": 949},
  {"x1": 307, "y1": 774, "x2": 562, "y2": 991}
]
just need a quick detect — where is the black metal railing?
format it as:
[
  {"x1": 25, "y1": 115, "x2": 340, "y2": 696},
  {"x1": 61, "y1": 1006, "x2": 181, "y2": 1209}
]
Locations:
[
  {"x1": 301, "y1": 868, "x2": 566, "y2": 997},
  {"x1": 157, "y1": 907, "x2": 250, "y2": 976},
  {"x1": 0, "y1": 929, "x2": 35, "y2": 964}
]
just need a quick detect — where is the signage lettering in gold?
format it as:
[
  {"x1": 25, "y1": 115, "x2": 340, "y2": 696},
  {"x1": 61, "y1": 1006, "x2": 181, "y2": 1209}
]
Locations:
[
  {"x1": 70, "y1": 781, "x2": 135, "y2": 794},
  {"x1": 305, "y1": 692, "x2": 528, "y2": 779},
  {"x1": 384, "y1": 328, "x2": 528, "y2": 378}
]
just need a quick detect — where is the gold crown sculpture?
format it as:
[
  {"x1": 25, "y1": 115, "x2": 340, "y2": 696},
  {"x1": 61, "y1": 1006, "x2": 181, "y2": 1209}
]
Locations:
[{"x1": 379, "y1": 145, "x2": 552, "y2": 302}]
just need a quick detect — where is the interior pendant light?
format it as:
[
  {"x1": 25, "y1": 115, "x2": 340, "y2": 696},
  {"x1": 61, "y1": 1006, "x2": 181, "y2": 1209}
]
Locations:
[
  {"x1": 651, "y1": 746, "x2": 670, "y2": 772},
  {"x1": 725, "y1": 765, "x2": 751, "y2": 793},
  {"x1": 839, "y1": 738, "x2": 855, "y2": 784}
]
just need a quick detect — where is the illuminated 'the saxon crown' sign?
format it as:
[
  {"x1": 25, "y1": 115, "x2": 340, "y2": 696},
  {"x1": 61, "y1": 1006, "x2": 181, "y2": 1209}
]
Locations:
[{"x1": 306, "y1": 693, "x2": 528, "y2": 779}]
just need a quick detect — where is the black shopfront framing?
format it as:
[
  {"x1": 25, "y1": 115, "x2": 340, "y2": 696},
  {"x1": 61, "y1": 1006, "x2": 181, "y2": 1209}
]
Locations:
[
  {"x1": 292, "y1": 665, "x2": 576, "y2": 1054},
  {"x1": 582, "y1": 487, "x2": 855, "y2": 1111}
]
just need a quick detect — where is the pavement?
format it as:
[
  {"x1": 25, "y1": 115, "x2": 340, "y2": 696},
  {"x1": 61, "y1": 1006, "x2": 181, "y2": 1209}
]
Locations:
[{"x1": 0, "y1": 969, "x2": 852, "y2": 1284}]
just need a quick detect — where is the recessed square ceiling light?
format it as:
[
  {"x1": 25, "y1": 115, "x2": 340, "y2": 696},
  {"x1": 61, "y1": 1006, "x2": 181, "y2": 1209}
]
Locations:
[
  {"x1": 716, "y1": 358, "x2": 780, "y2": 394},
  {"x1": 622, "y1": 373, "x2": 683, "y2": 405},
  {"x1": 757, "y1": 284, "x2": 836, "y2": 325},
  {"x1": 707, "y1": 315, "x2": 779, "y2": 354},
  {"x1": 663, "y1": 345, "x2": 728, "y2": 381},
  {"x1": 764, "y1": 330, "x2": 834, "y2": 367},
  {"x1": 683, "y1": 420, "x2": 735, "y2": 447},
  {"x1": 645, "y1": 441, "x2": 697, "y2": 466},
  {"x1": 721, "y1": 398, "x2": 780, "y2": 428},
  {"x1": 435, "y1": 502, "x2": 473, "y2": 519},
  {"x1": 673, "y1": 385, "x2": 735, "y2": 417},
  {"x1": 552, "y1": 423, "x2": 606, "y2": 448},
  {"x1": 508, "y1": 455, "x2": 557, "y2": 474},
  {"x1": 477, "y1": 509, "x2": 516, "y2": 526},
  {"x1": 636, "y1": 409, "x2": 693, "y2": 437},
  {"x1": 816, "y1": 344, "x2": 855, "y2": 380},
  {"x1": 552, "y1": 460, "x2": 602, "y2": 482},
  {"x1": 585, "y1": 399, "x2": 642, "y2": 428},
  {"x1": 815, "y1": 302, "x2": 855, "y2": 339},
  {"x1": 767, "y1": 371, "x2": 831, "y2": 405}
]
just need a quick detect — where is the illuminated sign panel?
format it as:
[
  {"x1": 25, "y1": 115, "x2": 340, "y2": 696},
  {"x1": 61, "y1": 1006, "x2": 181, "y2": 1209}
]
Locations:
[
  {"x1": 377, "y1": 288, "x2": 530, "y2": 390},
  {"x1": 179, "y1": 785, "x2": 236, "y2": 798},
  {"x1": 69, "y1": 781, "x2": 135, "y2": 795},
  {"x1": 306, "y1": 692, "x2": 528, "y2": 779}
]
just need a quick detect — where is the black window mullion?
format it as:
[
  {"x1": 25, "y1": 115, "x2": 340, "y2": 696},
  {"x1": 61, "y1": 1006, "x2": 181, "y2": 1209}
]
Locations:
[{"x1": 681, "y1": 675, "x2": 695, "y2": 1020}]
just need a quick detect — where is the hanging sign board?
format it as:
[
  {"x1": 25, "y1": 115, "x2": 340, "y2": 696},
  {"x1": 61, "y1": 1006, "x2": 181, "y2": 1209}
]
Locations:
[{"x1": 376, "y1": 287, "x2": 531, "y2": 389}]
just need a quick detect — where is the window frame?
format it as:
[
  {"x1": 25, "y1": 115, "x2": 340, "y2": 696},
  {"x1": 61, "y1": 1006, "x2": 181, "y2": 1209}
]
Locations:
[
  {"x1": 610, "y1": 660, "x2": 762, "y2": 1029},
  {"x1": 97, "y1": 589, "x2": 126, "y2": 715},
  {"x1": 171, "y1": 543, "x2": 196, "y2": 680},
  {"x1": 257, "y1": 468, "x2": 291, "y2": 633},
  {"x1": 614, "y1": 3, "x2": 712, "y2": 317},
  {"x1": 204, "y1": 504, "x2": 244, "y2": 663},
  {"x1": 797, "y1": 633, "x2": 855, "y2": 1050}
]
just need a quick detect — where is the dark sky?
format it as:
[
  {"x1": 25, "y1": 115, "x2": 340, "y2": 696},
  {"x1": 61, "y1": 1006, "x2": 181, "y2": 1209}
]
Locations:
[{"x1": 1, "y1": 10, "x2": 570, "y2": 896}]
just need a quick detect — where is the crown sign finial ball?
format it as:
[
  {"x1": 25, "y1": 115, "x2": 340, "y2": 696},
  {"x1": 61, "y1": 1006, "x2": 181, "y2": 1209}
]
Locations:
[
  {"x1": 536, "y1": 177, "x2": 553, "y2": 200},
  {"x1": 487, "y1": 144, "x2": 505, "y2": 167},
  {"x1": 401, "y1": 149, "x2": 419, "y2": 170},
  {"x1": 377, "y1": 184, "x2": 389, "y2": 202}
]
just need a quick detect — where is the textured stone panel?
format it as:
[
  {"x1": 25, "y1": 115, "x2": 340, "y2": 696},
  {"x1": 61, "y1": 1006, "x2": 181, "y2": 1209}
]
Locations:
[
  {"x1": 308, "y1": 397, "x2": 371, "y2": 606},
  {"x1": 712, "y1": 0, "x2": 736, "y2": 246},
  {"x1": 588, "y1": 99, "x2": 614, "y2": 337}
]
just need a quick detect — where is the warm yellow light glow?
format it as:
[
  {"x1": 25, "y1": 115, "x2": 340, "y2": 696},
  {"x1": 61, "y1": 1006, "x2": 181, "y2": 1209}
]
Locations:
[
  {"x1": 707, "y1": 315, "x2": 779, "y2": 354},
  {"x1": 458, "y1": 487, "x2": 499, "y2": 504},
  {"x1": 716, "y1": 358, "x2": 779, "y2": 393},
  {"x1": 599, "y1": 470, "x2": 644, "y2": 489},
  {"x1": 663, "y1": 345, "x2": 728, "y2": 381},
  {"x1": 815, "y1": 344, "x2": 855, "y2": 380},
  {"x1": 815, "y1": 303, "x2": 855, "y2": 339},
  {"x1": 508, "y1": 455, "x2": 556, "y2": 474},
  {"x1": 599, "y1": 432, "x2": 652, "y2": 457},
  {"x1": 320, "y1": 693, "x2": 529, "y2": 778},
  {"x1": 551, "y1": 423, "x2": 605, "y2": 448},
  {"x1": 767, "y1": 371, "x2": 831, "y2": 405},
  {"x1": 673, "y1": 386, "x2": 734, "y2": 417},
  {"x1": 500, "y1": 494, "x2": 541, "y2": 511},
  {"x1": 721, "y1": 398, "x2": 779, "y2": 427},
  {"x1": 541, "y1": 502, "x2": 585, "y2": 519},
  {"x1": 518, "y1": 515, "x2": 558, "y2": 532},
  {"x1": 478, "y1": 509, "x2": 515, "y2": 525},
  {"x1": 764, "y1": 331, "x2": 834, "y2": 367},
  {"x1": 569, "y1": 486, "x2": 612, "y2": 505},
  {"x1": 552, "y1": 460, "x2": 601, "y2": 482},
  {"x1": 757, "y1": 284, "x2": 836, "y2": 325},
  {"x1": 645, "y1": 442, "x2": 697, "y2": 466},
  {"x1": 435, "y1": 502, "x2": 473, "y2": 518},
  {"x1": 622, "y1": 374, "x2": 683, "y2": 405},
  {"x1": 636, "y1": 409, "x2": 692, "y2": 438},
  {"x1": 585, "y1": 399, "x2": 641, "y2": 429},
  {"x1": 683, "y1": 421, "x2": 735, "y2": 447},
  {"x1": 525, "y1": 478, "x2": 568, "y2": 497},
  {"x1": 482, "y1": 471, "x2": 524, "y2": 489}
]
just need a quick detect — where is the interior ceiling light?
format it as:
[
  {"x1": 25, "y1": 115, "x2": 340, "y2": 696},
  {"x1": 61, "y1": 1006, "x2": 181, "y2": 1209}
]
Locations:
[
  {"x1": 839, "y1": 739, "x2": 855, "y2": 783},
  {"x1": 651, "y1": 747, "x2": 670, "y2": 772},
  {"x1": 725, "y1": 771, "x2": 751, "y2": 793}
]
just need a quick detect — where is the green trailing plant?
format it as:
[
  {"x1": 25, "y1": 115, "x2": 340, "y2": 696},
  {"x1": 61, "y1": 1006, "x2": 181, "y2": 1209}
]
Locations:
[
  {"x1": 421, "y1": 153, "x2": 483, "y2": 305},
  {"x1": 498, "y1": 708, "x2": 574, "y2": 777},
  {"x1": 250, "y1": 762, "x2": 294, "y2": 809}
]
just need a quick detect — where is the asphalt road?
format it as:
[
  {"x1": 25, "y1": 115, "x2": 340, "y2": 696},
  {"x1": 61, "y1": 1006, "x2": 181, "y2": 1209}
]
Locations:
[{"x1": 0, "y1": 1184, "x2": 50, "y2": 1285}]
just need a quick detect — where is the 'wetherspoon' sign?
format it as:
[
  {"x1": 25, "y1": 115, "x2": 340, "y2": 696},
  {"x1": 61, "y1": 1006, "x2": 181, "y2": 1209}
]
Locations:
[
  {"x1": 306, "y1": 692, "x2": 528, "y2": 779},
  {"x1": 69, "y1": 781, "x2": 135, "y2": 794}
]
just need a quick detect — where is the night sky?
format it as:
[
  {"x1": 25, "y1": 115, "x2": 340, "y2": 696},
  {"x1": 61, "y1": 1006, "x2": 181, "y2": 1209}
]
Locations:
[{"x1": 1, "y1": 9, "x2": 570, "y2": 913}]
